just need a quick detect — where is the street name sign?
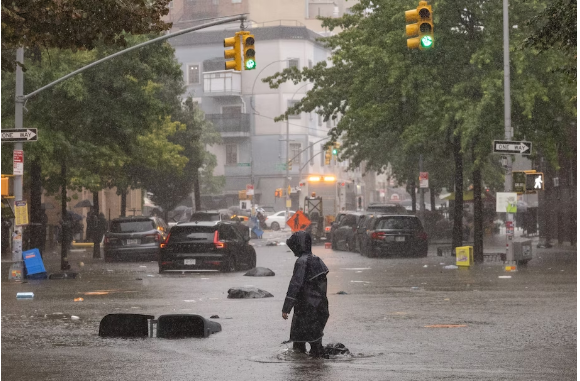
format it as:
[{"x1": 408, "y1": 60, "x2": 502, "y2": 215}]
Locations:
[
  {"x1": 1, "y1": 129, "x2": 38, "y2": 142},
  {"x1": 493, "y1": 140, "x2": 532, "y2": 155}
]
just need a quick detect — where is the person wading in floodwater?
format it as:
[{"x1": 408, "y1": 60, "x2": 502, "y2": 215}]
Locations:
[{"x1": 282, "y1": 231, "x2": 329, "y2": 358}]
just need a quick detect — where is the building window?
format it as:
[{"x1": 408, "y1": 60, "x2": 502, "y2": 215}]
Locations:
[
  {"x1": 212, "y1": 0, "x2": 219, "y2": 4},
  {"x1": 287, "y1": 100, "x2": 300, "y2": 119},
  {"x1": 168, "y1": 1, "x2": 173, "y2": 8},
  {"x1": 226, "y1": 144, "x2": 237, "y2": 164},
  {"x1": 320, "y1": 146, "x2": 325, "y2": 166},
  {"x1": 310, "y1": 145, "x2": 314, "y2": 165},
  {"x1": 222, "y1": 106, "x2": 242, "y2": 115},
  {"x1": 188, "y1": 64, "x2": 200, "y2": 84},
  {"x1": 308, "y1": 59, "x2": 313, "y2": 69},
  {"x1": 288, "y1": 59, "x2": 299, "y2": 68},
  {"x1": 290, "y1": 143, "x2": 301, "y2": 165},
  {"x1": 326, "y1": 119, "x2": 331, "y2": 128},
  {"x1": 318, "y1": 113, "x2": 322, "y2": 126},
  {"x1": 232, "y1": 0, "x2": 241, "y2": 3}
]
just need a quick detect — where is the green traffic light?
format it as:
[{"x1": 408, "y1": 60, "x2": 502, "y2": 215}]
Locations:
[
  {"x1": 421, "y1": 36, "x2": 433, "y2": 48},
  {"x1": 245, "y1": 59, "x2": 256, "y2": 70},
  {"x1": 332, "y1": 149, "x2": 337, "y2": 155}
]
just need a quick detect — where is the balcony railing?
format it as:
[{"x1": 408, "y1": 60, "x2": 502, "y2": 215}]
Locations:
[
  {"x1": 205, "y1": 113, "x2": 251, "y2": 137},
  {"x1": 203, "y1": 70, "x2": 241, "y2": 96}
]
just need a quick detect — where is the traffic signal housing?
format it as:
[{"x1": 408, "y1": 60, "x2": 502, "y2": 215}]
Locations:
[
  {"x1": 275, "y1": 188, "x2": 283, "y2": 198},
  {"x1": 224, "y1": 33, "x2": 242, "y2": 71},
  {"x1": 241, "y1": 33, "x2": 256, "y2": 70},
  {"x1": 332, "y1": 142, "x2": 340, "y2": 155},
  {"x1": 324, "y1": 147, "x2": 332, "y2": 165},
  {"x1": 287, "y1": 160, "x2": 293, "y2": 171},
  {"x1": 405, "y1": 1, "x2": 434, "y2": 50},
  {"x1": 525, "y1": 172, "x2": 544, "y2": 191}
]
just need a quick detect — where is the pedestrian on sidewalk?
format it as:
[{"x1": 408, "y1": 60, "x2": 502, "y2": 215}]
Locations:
[{"x1": 282, "y1": 231, "x2": 329, "y2": 358}]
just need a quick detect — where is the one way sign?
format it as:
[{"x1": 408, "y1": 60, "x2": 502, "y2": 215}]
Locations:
[
  {"x1": 1, "y1": 129, "x2": 38, "y2": 143},
  {"x1": 493, "y1": 140, "x2": 532, "y2": 155}
]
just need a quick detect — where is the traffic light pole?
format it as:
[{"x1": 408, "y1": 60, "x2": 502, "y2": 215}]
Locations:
[
  {"x1": 8, "y1": 14, "x2": 247, "y2": 279},
  {"x1": 503, "y1": 0, "x2": 514, "y2": 262}
]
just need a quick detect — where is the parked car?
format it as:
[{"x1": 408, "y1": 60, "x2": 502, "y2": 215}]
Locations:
[
  {"x1": 158, "y1": 221, "x2": 256, "y2": 273},
  {"x1": 264, "y1": 210, "x2": 295, "y2": 231},
  {"x1": 360, "y1": 215, "x2": 428, "y2": 258},
  {"x1": 366, "y1": 203, "x2": 408, "y2": 215},
  {"x1": 256, "y1": 206, "x2": 276, "y2": 216},
  {"x1": 353, "y1": 212, "x2": 376, "y2": 253},
  {"x1": 331, "y1": 212, "x2": 367, "y2": 251},
  {"x1": 189, "y1": 210, "x2": 231, "y2": 222},
  {"x1": 104, "y1": 216, "x2": 169, "y2": 262},
  {"x1": 327, "y1": 211, "x2": 350, "y2": 243}
]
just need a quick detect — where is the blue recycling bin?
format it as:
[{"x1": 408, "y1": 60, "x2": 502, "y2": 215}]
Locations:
[{"x1": 22, "y1": 248, "x2": 47, "y2": 279}]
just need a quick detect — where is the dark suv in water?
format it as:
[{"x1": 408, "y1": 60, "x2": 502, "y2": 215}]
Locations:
[
  {"x1": 104, "y1": 216, "x2": 169, "y2": 262},
  {"x1": 158, "y1": 221, "x2": 256, "y2": 273},
  {"x1": 360, "y1": 214, "x2": 428, "y2": 258}
]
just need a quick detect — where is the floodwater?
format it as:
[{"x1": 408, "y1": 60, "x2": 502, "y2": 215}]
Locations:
[{"x1": 1, "y1": 238, "x2": 576, "y2": 380}]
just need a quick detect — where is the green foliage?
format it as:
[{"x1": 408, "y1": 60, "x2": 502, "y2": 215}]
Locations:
[
  {"x1": 262, "y1": 0, "x2": 575, "y2": 190},
  {"x1": 1, "y1": 0, "x2": 172, "y2": 71},
  {"x1": 141, "y1": 97, "x2": 222, "y2": 213}
]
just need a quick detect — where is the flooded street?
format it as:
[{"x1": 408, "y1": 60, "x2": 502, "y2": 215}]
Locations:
[{"x1": 2, "y1": 238, "x2": 576, "y2": 380}]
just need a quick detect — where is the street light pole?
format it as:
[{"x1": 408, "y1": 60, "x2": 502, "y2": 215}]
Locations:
[
  {"x1": 284, "y1": 83, "x2": 310, "y2": 220},
  {"x1": 8, "y1": 48, "x2": 25, "y2": 280},
  {"x1": 503, "y1": 0, "x2": 514, "y2": 262}
]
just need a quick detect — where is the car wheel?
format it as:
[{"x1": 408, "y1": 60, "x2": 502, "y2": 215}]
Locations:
[
  {"x1": 248, "y1": 247, "x2": 257, "y2": 269},
  {"x1": 221, "y1": 256, "x2": 237, "y2": 273},
  {"x1": 331, "y1": 236, "x2": 338, "y2": 250},
  {"x1": 271, "y1": 222, "x2": 280, "y2": 231}
]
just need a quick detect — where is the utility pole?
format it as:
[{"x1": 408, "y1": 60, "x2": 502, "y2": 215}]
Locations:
[
  {"x1": 503, "y1": 0, "x2": 514, "y2": 262},
  {"x1": 285, "y1": 117, "x2": 290, "y2": 219},
  {"x1": 419, "y1": 154, "x2": 425, "y2": 224},
  {"x1": 7, "y1": 15, "x2": 247, "y2": 279}
]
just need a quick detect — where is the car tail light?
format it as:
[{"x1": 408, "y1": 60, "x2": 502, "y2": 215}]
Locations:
[
  {"x1": 104, "y1": 237, "x2": 119, "y2": 244},
  {"x1": 370, "y1": 231, "x2": 385, "y2": 240},
  {"x1": 416, "y1": 231, "x2": 428, "y2": 241},
  {"x1": 213, "y1": 230, "x2": 225, "y2": 249},
  {"x1": 160, "y1": 233, "x2": 171, "y2": 249},
  {"x1": 325, "y1": 226, "x2": 331, "y2": 232}
]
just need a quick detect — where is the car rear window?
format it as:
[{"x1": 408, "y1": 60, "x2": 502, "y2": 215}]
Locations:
[
  {"x1": 169, "y1": 226, "x2": 216, "y2": 242},
  {"x1": 190, "y1": 213, "x2": 220, "y2": 222},
  {"x1": 110, "y1": 220, "x2": 156, "y2": 233},
  {"x1": 367, "y1": 205, "x2": 407, "y2": 214},
  {"x1": 375, "y1": 217, "x2": 421, "y2": 230}
]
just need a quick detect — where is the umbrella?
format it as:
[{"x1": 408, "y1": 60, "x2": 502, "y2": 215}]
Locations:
[
  {"x1": 66, "y1": 211, "x2": 84, "y2": 221},
  {"x1": 74, "y1": 199, "x2": 93, "y2": 208},
  {"x1": 41, "y1": 202, "x2": 55, "y2": 210}
]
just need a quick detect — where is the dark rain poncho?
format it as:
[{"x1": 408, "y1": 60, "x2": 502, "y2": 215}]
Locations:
[{"x1": 282, "y1": 231, "x2": 329, "y2": 343}]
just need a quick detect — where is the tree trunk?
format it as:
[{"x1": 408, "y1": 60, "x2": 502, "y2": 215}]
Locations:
[
  {"x1": 60, "y1": 162, "x2": 70, "y2": 270},
  {"x1": 120, "y1": 188, "x2": 127, "y2": 217},
  {"x1": 193, "y1": 169, "x2": 201, "y2": 211},
  {"x1": 429, "y1": 185, "x2": 436, "y2": 211},
  {"x1": 92, "y1": 191, "x2": 101, "y2": 259},
  {"x1": 30, "y1": 159, "x2": 43, "y2": 256},
  {"x1": 473, "y1": 166, "x2": 484, "y2": 263},
  {"x1": 409, "y1": 179, "x2": 417, "y2": 214},
  {"x1": 452, "y1": 131, "x2": 464, "y2": 251}
]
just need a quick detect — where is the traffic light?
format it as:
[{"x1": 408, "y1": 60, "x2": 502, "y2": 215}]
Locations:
[
  {"x1": 405, "y1": 1, "x2": 434, "y2": 50},
  {"x1": 287, "y1": 160, "x2": 292, "y2": 171},
  {"x1": 275, "y1": 188, "x2": 282, "y2": 198},
  {"x1": 324, "y1": 147, "x2": 332, "y2": 165},
  {"x1": 332, "y1": 142, "x2": 340, "y2": 155},
  {"x1": 1, "y1": 176, "x2": 9, "y2": 197},
  {"x1": 241, "y1": 33, "x2": 256, "y2": 70},
  {"x1": 525, "y1": 172, "x2": 544, "y2": 191},
  {"x1": 224, "y1": 33, "x2": 242, "y2": 71},
  {"x1": 512, "y1": 171, "x2": 527, "y2": 193}
]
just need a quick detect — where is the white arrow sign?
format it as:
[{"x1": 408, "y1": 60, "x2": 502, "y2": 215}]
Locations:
[
  {"x1": 493, "y1": 140, "x2": 532, "y2": 155},
  {"x1": 1, "y1": 128, "x2": 38, "y2": 142}
]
